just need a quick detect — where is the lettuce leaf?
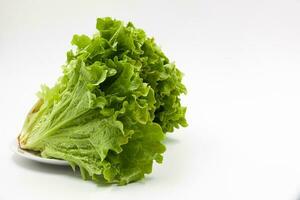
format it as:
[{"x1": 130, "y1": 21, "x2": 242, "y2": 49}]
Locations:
[{"x1": 18, "y1": 17, "x2": 187, "y2": 185}]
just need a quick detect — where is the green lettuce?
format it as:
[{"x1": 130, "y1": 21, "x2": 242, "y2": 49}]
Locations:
[{"x1": 18, "y1": 17, "x2": 187, "y2": 185}]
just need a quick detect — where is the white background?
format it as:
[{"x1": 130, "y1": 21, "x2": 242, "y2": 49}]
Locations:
[{"x1": 1, "y1": 0, "x2": 300, "y2": 199}]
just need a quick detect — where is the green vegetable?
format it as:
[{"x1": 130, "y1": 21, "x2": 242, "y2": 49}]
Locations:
[{"x1": 19, "y1": 17, "x2": 187, "y2": 185}]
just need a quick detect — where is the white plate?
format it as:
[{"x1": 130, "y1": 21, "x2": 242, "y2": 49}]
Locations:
[{"x1": 11, "y1": 139, "x2": 69, "y2": 166}]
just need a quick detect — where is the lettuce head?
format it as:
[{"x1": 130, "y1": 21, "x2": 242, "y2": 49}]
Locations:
[{"x1": 18, "y1": 17, "x2": 187, "y2": 185}]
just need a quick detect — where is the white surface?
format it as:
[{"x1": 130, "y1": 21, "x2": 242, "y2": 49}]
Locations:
[
  {"x1": 11, "y1": 139, "x2": 69, "y2": 166},
  {"x1": 1, "y1": 0, "x2": 300, "y2": 200}
]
